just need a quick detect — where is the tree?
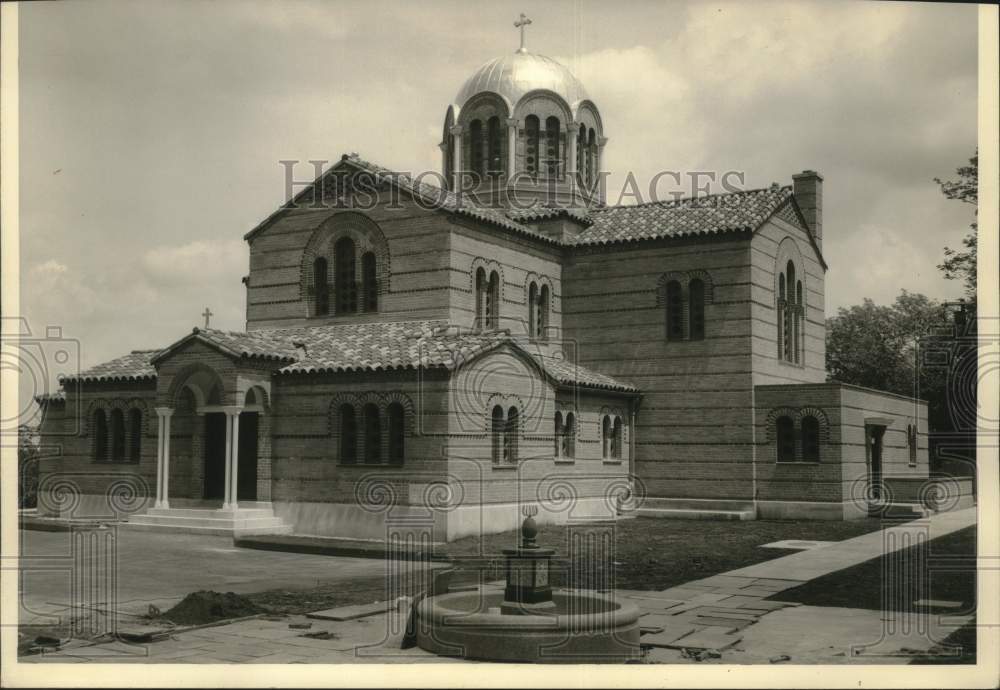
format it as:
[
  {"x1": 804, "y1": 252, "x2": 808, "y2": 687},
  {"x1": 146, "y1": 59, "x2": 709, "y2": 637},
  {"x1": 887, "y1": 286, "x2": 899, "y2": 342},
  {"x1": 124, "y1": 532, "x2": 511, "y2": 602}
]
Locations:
[
  {"x1": 18, "y1": 424, "x2": 40, "y2": 509},
  {"x1": 936, "y1": 152, "x2": 977, "y2": 299}
]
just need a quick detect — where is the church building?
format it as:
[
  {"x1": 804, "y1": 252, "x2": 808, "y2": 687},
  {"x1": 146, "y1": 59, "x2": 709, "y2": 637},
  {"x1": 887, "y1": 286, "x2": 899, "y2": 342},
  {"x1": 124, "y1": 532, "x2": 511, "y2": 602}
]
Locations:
[{"x1": 35, "y1": 24, "x2": 955, "y2": 541}]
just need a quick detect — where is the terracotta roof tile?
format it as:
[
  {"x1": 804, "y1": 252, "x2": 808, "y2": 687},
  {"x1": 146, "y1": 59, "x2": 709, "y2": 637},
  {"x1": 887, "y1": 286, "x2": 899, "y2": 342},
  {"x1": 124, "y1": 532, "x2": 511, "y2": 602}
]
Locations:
[
  {"x1": 573, "y1": 185, "x2": 793, "y2": 246},
  {"x1": 63, "y1": 350, "x2": 158, "y2": 383}
]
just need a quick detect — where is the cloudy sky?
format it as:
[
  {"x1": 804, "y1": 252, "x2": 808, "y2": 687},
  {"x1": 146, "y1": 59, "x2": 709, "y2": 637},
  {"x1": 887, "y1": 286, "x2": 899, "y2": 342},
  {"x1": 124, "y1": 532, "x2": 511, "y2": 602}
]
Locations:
[{"x1": 18, "y1": 0, "x2": 977, "y2": 390}]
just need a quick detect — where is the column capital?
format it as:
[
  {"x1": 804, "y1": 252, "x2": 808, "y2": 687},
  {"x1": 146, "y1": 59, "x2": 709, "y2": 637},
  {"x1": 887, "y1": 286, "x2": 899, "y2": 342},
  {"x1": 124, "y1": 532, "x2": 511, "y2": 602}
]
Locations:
[
  {"x1": 154, "y1": 406, "x2": 174, "y2": 417},
  {"x1": 221, "y1": 405, "x2": 244, "y2": 417},
  {"x1": 449, "y1": 124, "x2": 464, "y2": 136},
  {"x1": 505, "y1": 117, "x2": 518, "y2": 128},
  {"x1": 598, "y1": 136, "x2": 609, "y2": 146}
]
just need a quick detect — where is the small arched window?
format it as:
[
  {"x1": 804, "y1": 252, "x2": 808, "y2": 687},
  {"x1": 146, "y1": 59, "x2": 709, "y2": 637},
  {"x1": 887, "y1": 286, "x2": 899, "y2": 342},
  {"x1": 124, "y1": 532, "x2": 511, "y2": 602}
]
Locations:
[
  {"x1": 475, "y1": 267, "x2": 487, "y2": 331},
  {"x1": 794, "y1": 280, "x2": 804, "y2": 364},
  {"x1": 528, "y1": 282, "x2": 538, "y2": 338},
  {"x1": 444, "y1": 130, "x2": 455, "y2": 190},
  {"x1": 388, "y1": 402, "x2": 405, "y2": 465},
  {"x1": 361, "y1": 251, "x2": 378, "y2": 313},
  {"x1": 487, "y1": 116, "x2": 504, "y2": 176},
  {"x1": 538, "y1": 285, "x2": 550, "y2": 342},
  {"x1": 504, "y1": 406, "x2": 519, "y2": 465},
  {"x1": 587, "y1": 128, "x2": 596, "y2": 187},
  {"x1": 545, "y1": 116, "x2": 560, "y2": 178},
  {"x1": 563, "y1": 412, "x2": 576, "y2": 459},
  {"x1": 491, "y1": 405, "x2": 505, "y2": 465},
  {"x1": 666, "y1": 281, "x2": 684, "y2": 341},
  {"x1": 363, "y1": 403, "x2": 381, "y2": 465},
  {"x1": 602, "y1": 415, "x2": 612, "y2": 459},
  {"x1": 612, "y1": 417, "x2": 623, "y2": 459},
  {"x1": 313, "y1": 257, "x2": 329, "y2": 316},
  {"x1": 554, "y1": 410, "x2": 563, "y2": 458},
  {"x1": 339, "y1": 404, "x2": 357, "y2": 465},
  {"x1": 689, "y1": 279, "x2": 705, "y2": 340},
  {"x1": 577, "y1": 124, "x2": 586, "y2": 183},
  {"x1": 777, "y1": 272, "x2": 786, "y2": 359},
  {"x1": 334, "y1": 237, "x2": 357, "y2": 315},
  {"x1": 128, "y1": 408, "x2": 142, "y2": 463},
  {"x1": 801, "y1": 415, "x2": 820, "y2": 462},
  {"x1": 469, "y1": 119, "x2": 485, "y2": 178},
  {"x1": 487, "y1": 270, "x2": 500, "y2": 330},
  {"x1": 110, "y1": 408, "x2": 125, "y2": 463},
  {"x1": 93, "y1": 409, "x2": 108, "y2": 462},
  {"x1": 776, "y1": 416, "x2": 795, "y2": 463},
  {"x1": 525, "y1": 116, "x2": 540, "y2": 176}
]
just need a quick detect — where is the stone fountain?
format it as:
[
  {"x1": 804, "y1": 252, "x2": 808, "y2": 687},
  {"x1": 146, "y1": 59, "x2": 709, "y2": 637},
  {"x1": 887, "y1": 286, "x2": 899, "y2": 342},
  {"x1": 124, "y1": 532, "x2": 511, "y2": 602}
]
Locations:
[{"x1": 415, "y1": 507, "x2": 641, "y2": 663}]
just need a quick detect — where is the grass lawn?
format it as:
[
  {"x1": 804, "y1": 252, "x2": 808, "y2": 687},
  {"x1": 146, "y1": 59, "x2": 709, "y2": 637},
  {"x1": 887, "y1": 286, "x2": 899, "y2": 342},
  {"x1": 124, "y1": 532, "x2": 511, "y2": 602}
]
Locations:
[{"x1": 443, "y1": 516, "x2": 887, "y2": 591}]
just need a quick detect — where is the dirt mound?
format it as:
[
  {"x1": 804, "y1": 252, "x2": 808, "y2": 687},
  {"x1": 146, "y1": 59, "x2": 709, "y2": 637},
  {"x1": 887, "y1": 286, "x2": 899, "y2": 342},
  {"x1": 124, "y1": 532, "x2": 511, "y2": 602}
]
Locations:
[{"x1": 162, "y1": 591, "x2": 263, "y2": 626}]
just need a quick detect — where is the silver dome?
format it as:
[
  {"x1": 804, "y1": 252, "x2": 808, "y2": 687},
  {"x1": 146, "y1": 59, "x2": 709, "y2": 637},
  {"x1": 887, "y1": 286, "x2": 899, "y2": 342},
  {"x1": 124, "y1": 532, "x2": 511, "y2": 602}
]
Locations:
[{"x1": 454, "y1": 51, "x2": 590, "y2": 110}]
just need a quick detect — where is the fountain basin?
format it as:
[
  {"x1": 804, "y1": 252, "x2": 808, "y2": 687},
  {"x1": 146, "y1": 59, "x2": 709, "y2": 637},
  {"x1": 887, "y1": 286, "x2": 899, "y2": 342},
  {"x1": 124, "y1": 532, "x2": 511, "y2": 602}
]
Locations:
[{"x1": 415, "y1": 587, "x2": 642, "y2": 663}]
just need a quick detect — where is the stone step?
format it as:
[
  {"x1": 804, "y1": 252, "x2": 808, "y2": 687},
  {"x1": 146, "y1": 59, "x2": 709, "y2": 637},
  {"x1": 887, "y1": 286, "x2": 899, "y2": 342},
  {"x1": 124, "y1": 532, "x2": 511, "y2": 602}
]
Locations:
[
  {"x1": 122, "y1": 521, "x2": 293, "y2": 537},
  {"x1": 636, "y1": 507, "x2": 755, "y2": 521},
  {"x1": 641, "y1": 498, "x2": 756, "y2": 512},
  {"x1": 144, "y1": 507, "x2": 275, "y2": 519},
  {"x1": 129, "y1": 514, "x2": 287, "y2": 529}
]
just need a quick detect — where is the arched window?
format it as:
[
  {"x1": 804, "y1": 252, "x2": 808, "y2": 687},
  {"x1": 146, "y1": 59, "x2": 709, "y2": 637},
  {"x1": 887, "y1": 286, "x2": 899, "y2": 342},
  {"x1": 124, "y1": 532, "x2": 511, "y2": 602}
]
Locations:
[
  {"x1": 361, "y1": 251, "x2": 378, "y2": 313},
  {"x1": 554, "y1": 411, "x2": 563, "y2": 458},
  {"x1": 93, "y1": 409, "x2": 108, "y2": 462},
  {"x1": 334, "y1": 237, "x2": 357, "y2": 315},
  {"x1": 538, "y1": 285, "x2": 550, "y2": 342},
  {"x1": 577, "y1": 124, "x2": 586, "y2": 183},
  {"x1": 363, "y1": 403, "x2": 381, "y2": 465},
  {"x1": 689, "y1": 279, "x2": 705, "y2": 340},
  {"x1": 784, "y1": 261, "x2": 796, "y2": 361},
  {"x1": 388, "y1": 402, "x2": 405, "y2": 465},
  {"x1": 586, "y1": 128, "x2": 596, "y2": 187},
  {"x1": 777, "y1": 272, "x2": 786, "y2": 359},
  {"x1": 469, "y1": 119, "x2": 485, "y2": 178},
  {"x1": 128, "y1": 408, "x2": 142, "y2": 464},
  {"x1": 313, "y1": 256, "x2": 329, "y2": 316},
  {"x1": 491, "y1": 405, "x2": 504, "y2": 465},
  {"x1": 795, "y1": 280, "x2": 803, "y2": 364},
  {"x1": 475, "y1": 267, "x2": 487, "y2": 331},
  {"x1": 801, "y1": 415, "x2": 820, "y2": 462},
  {"x1": 545, "y1": 116, "x2": 560, "y2": 178},
  {"x1": 109, "y1": 408, "x2": 125, "y2": 463},
  {"x1": 525, "y1": 115, "x2": 540, "y2": 176},
  {"x1": 339, "y1": 404, "x2": 357, "y2": 464},
  {"x1": 666, "y1": 280, "x2": 684, "y2": 341},
  {"x1": 528, "y1": 282, "x2": 538, "y2": 338},
  {"x1": 612, "y1": 417, "x2": 623, "y2": 459},
  {"x1": 776, "y1": 416, "x2": 795, "y2": 463},
  {"x1": 504, "y1": 406, "x2": 519, "y2": 464},
  {"x1": 487, "y1": 270, "x2": 500, "y2": 330},
  {"x1": 487, "y1": 116, "x2": 503, "y2": 176},
  {"x1": 602, "y1": 415, "x2": 611, "y2": 459},
  {"x1": 563, "y1": 412, "x2": 576, "y2": 459},
  {"x1": 907, "y1": 423, "x2": 918, "y2": 466},
  {"x1": 444, "y1": 133, "x2": 454, "y2": 190}
]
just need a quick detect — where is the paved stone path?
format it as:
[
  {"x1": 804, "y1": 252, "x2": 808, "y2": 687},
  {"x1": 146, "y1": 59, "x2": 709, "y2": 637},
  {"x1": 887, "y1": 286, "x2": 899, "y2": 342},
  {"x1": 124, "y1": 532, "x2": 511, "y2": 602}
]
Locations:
[{"x1": 20, "y1": 508, "x2": 977, "y2": 665}]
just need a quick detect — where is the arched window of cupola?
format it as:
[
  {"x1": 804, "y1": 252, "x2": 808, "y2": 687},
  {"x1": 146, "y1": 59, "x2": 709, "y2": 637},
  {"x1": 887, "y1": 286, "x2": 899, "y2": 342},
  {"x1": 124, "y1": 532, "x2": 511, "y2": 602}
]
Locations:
[
  {"x1": 487, "y1": 116, "x2": 504, "y2": 177},
  {"x1": 545, "y1": 117, "x2": 561, "y2": 179},
  {"x1": 538, "y1": 284, "x2": 550, "y2": 342},
  {"x1": 313, "y1": 257, "x2": 329, "y2": 316},
  {"x1": 528, "y1": 282, "x2": 538, "y2": 338},
  {"x1": 487, "y1": 270, "x2": 500, "y2": 330},
  {"x1": 525, "y1": 115, "x2": 540, "y2": 176},
  {"x1": 587, "y1": 128, "x2": 597, "y2": 188},
  {"x1": 665, "y1": 280, "x2": 683, "y2": 341},
  {"x1": 475, "y1": 268, "x2": 487, "y2": 331},
  {"x1": 469, "y1": 119, "x2": 485, "y2": 178},
  {"x1": 577, "y1": 125, "x2": 586, "y2": 183},
  {"x1": 334, "y1": 237, "x2": 357, "y2": 315},
  {"x1": 689, "y1": 279, "x2": 705, "y2": 341},
  {"x1": 777, "y1": 272, "x2": 786, "y2": 359},
  {"x1": 361, "y1": 251, "x2": 378, "y2": 313}
]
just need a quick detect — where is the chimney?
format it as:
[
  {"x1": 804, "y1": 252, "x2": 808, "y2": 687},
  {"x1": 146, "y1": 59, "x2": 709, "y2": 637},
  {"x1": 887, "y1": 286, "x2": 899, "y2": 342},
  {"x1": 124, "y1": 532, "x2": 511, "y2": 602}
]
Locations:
[{"x1": 792, "y1": 170, "x2": 823, "y2": 250}]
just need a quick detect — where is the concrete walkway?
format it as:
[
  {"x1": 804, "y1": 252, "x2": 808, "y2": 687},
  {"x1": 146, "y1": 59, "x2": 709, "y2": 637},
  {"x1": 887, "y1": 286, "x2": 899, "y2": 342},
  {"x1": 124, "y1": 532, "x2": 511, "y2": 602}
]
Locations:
[{"x1": 19, "y1": 508, "x2": 977, "y2": 665}]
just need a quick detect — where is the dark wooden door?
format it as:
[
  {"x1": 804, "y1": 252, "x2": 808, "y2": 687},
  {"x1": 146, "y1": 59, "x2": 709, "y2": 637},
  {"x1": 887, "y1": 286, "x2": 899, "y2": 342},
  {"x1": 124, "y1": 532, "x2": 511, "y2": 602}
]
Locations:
[
  {"x1": 203, "y1": 413, "x2": 226, "y2": 500},
  {"x1": 237, "y1": 412, "x2": 258, "y2": 501},
  {"x1": 868, "y1": 425, "x2": 885, "y2": 500}
]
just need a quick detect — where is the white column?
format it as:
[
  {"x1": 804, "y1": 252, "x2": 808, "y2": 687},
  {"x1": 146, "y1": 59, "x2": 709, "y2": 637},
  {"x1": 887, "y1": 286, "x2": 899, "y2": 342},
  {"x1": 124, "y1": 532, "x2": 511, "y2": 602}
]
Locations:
[
  {"x1": 154, "y1": 407, "x2": 173, "y2": 509},
  {"x1": 222, "y1": 408, "x2": 234, "y2": 509},
  {"x1": 450, "y1": 125, "x2": 463, "y2": 191},
  {"x1": 229, "y1": 410, "x2": 241, "y2": 511},
  {"x1": 506, "y1": 118, "x2": 518, "y2": 179}
]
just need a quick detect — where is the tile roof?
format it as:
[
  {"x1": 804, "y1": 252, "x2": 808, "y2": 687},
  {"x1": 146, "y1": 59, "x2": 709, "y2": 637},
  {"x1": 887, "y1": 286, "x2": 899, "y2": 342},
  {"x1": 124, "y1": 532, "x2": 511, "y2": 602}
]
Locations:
[
  {"x1": 62, "y1": 350, "x2": 158, "y2": 383},
  {"x1": 35, "y1": 391, "x2": 66, "y2": 404},
  {"x1": 572, "y1": 185, "x2": 795, "y2": 246},
  {"x1": 60, "y1": 321, "x2": 638, "y2": 393},
  {"x1": 504, "y1": 206, "x2": 594, "y2": 226}
]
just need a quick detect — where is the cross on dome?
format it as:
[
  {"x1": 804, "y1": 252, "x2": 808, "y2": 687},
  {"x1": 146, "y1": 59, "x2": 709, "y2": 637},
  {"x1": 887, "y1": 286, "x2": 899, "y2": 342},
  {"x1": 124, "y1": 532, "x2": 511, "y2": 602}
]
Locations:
[{"x1": 514, "y1": 13, "x2": 532, "y2": 53}]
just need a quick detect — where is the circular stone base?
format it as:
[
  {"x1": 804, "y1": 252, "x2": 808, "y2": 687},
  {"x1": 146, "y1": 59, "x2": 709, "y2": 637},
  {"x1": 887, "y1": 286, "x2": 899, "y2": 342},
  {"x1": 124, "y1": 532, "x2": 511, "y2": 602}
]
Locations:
[{"x1": 415, "y1": 588, "x2": 641, "y2": 663}]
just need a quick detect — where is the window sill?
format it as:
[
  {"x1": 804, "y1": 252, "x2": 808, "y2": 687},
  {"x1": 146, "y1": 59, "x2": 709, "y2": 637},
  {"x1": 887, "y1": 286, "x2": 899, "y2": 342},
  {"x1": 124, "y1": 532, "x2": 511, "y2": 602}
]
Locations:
[
  {"x1": 554, "y1": 458, "x2": 576, "y2": 465},
  {"x1": 491, "y1": 464, "x2": 518, "y2": 471},
  {"x1": 602, "y1": 459, "x2": 624, "y2": 465},
  {"x1": 775, "y1": 461, "x2": 821, "y2": 465},
  {"x1": 338, "y1": 462, "x2": 404, "y2": 467}
]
